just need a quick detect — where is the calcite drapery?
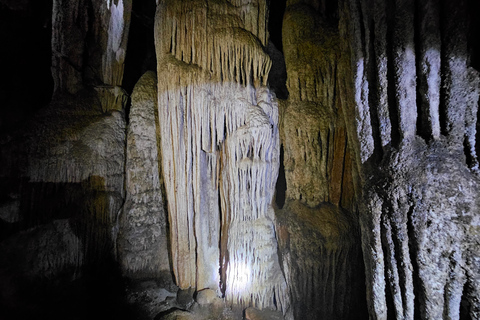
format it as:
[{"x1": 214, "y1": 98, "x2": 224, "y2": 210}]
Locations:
[{"x1": 155, "y1": 0, "x2": 289, "y2": 312}]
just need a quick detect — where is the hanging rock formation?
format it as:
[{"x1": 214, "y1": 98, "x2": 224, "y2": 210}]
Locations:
[{"x1": 155, "y1": 0, "x2": 289, "y2": 313}]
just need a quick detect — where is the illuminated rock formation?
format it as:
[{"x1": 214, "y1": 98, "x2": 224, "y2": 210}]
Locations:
[{"x1": 155, "y1": 0, "x2": 289, "y2": 312}]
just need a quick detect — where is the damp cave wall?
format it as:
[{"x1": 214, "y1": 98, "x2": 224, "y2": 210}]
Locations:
[{"x1": 0, "y1": 0, "x2": 479, "y2": 319}]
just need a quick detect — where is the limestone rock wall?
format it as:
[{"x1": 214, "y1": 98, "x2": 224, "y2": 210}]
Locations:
[
  {"x1": 281, "y1": 0, "x2": 356, "y2": 210},
  {"x1": 338, "y1": 0, "x2": 480, "y2": 318},
  {"x1": 0, "y1": 94, "x2": 126, "y2": 269},
  {"x1": 155, "y1": 0, "x2": 289, "y2": 313}
]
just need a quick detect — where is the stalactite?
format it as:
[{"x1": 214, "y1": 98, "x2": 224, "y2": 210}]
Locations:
[{"x1": 156, "y1": 0, "x2": 271, "y2": 87}]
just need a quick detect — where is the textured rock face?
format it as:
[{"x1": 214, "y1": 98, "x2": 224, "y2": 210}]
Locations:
[
  {"x1": 277, "y1": 1, "x2": 365, "y2": 319},
  {"x1": 276, "y1": 201, "x2": 366, "y2": 320},
  {"x1": 362, "y1": 140, "x2": 480, "y2": 320},
  {"x1": 155, "y1": 0, "x2": 289, "y2": 313},
  {"x1": 51, "y1": 0, "x2": 131, "y2": 111},
  {"x1": 338, "y1": 0, "x2": 480, "y2": 318},
  {"x1": 0, "y1": 219, "x2": 83, "y2": 280},
  {"x1": 0, "y1": 219, "x2": 83, "y2": 313},
  {"x1": 0, "y1": 94, "x2": 126, "y2": 263},
  {"x1": 0, "y1": 94, "x2": 127, "y2": 317},
  {"x1": 117, "y1": 71, "x2": 171, "y2": 280}
]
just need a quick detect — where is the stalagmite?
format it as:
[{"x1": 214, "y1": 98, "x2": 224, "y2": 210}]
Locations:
[
  {"x1": 155, "y1": 0, "x2": 289, "y2": 313},
  {"x1": 117, "y1": 71, "x2": 171, "y2": 280}
]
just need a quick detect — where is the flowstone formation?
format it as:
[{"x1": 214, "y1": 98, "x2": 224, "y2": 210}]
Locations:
[
  {"x1": 339, "y1": 0, "x2": 480, "y2": 318},
  {"x1": 155, "y1": 0, "x2": 289, "y2": 313}
]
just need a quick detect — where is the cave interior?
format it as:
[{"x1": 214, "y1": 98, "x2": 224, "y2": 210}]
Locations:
[{"x1": 0, "y1": 0, "x2": 479, "y2": 319}]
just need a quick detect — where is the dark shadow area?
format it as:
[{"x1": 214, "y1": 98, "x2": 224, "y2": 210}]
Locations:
[
  {"x1": 0, "y1": 176, "x2": 136, "y2": 320},
  {"x1": 367, "y1": 19, "x2": 385, "y2": 163},
  {"x1": 460, "y1": 282, "x2": 473, "y2": 320},
  {"x1": 476, "y1": 98, "x2": 480, "y2": 162},
  {"x1": 380, "y1": 215, "x2": 398, "y2": 320},
  {"x1": 385, "y1": 0, "x2": 401, "y2": 148},
  {"x1": 467, "y1": 0, "x2": 480, "y2": 72},
  {"x1": 122, "y1": 0, "x2": 157, "y2": 95},
  {"x1": 266, "y1": 40, "x2": 289, "y2": 100},
  {"x1": 276, "y1": 201, "x2": 368, "y2": 320},
  {"x1": 268, "y1": 0, "x2": 287, "y2": 53},
  {"x1": 0, "y1": 1, "x2": 54, "y2": 134}
]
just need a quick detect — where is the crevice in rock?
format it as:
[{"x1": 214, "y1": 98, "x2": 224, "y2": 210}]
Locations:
[
  {"x1": 391, "y1": 217, "x2": 408, "y2": 315},
  {"x1": 121, "y1": 0, "x2": 156, "y2": 124},
  {"x1": 275, "y1": 144, "x2": 286, "y2": 209},
  {"x1": 464, "y1": 135, "x2": 474, "y2": 168},
  {"x1": 438, "y1": 0, "x2": 448, "y2": 136},
  {"x1": 460, "y1": 282, "x2": 473, "y2": 320},
  {"x1": 414, "y1": 0, "x2": 428, "y2": 142},
  {"x1": 266, "y1": 40, "x2": 289, "y2": 100},
  {"x1": 385, "y1": 0, "x2": 400, "y2": 148},
  {"x1": 122, "y1": 0, "x2": 157, "y2": 95},
  {"x1": 476, "y1": 98, "x2": 480, "y2": 161},
  {"x1": 407, "y1": 204, "x2": 422, "y2": 320},
  {"x1": 380, "y1": 213, "x2": 397, "y2": 320},
  {"x1": 267, "y1": 0, "x2": 287, "y2": 53},
  {"x1": 467, "y1": 0, "x2": 480, "y2": 72},
  {"x1": 367, "y1": 18, "x2": 384, "y2": 163}
]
